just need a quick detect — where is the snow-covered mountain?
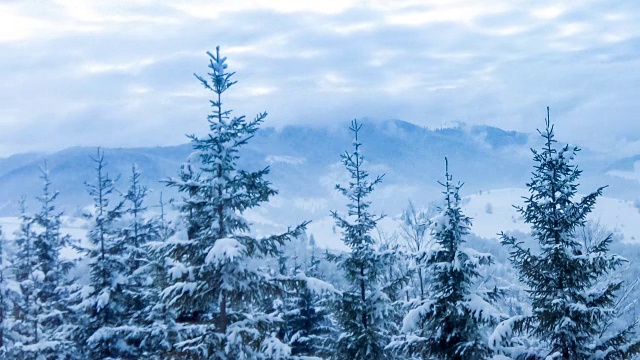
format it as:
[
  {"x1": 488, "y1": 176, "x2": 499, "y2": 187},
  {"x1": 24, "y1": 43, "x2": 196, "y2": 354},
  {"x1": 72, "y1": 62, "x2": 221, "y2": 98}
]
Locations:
[{"x1": 1, "y1": 119, "x2": 639, "y2": 249}]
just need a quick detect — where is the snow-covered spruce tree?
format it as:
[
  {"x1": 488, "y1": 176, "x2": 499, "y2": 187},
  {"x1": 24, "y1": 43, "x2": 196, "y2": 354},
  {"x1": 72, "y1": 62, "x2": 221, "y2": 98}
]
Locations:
[
  {"x1": 119, "y1": 165, "x2": 165, "y2": 356},
  {"x1": 329, "y1": 120, "x2": 395, "y2": 360},
  {"x1": 30, "y1": 164, "x2": 77, "y2": 357},
  {"x1": 494, "y1": 108, "x2": 640, "y2": 359},
  {"x1": 0, "y1": 226, "x2": 20, "y2": 356},
  {"x1": 389, "y1": 159, "x2": 502, "y2": 360},
  {"x1": 276, "y1": 238, "x2": 337, "y2": 359},
  {"x1": 9, "y1": 168, "x2": 78, "y2": 358},
  {"x1": 161, "y1": 46, "x2": 307, "y2": 359},
  {"x1": 75, "y1": 149, "x2": 128, "y2": 359},
  {"x1": 139, "y1": 193, "x2": 177, "y2": 359},
  {"x1": 10, "y1": 200, "x2": 42, "y2": 359},
  {"x1": 377, "y1": 230, "x2": 411, "y2": 322}
]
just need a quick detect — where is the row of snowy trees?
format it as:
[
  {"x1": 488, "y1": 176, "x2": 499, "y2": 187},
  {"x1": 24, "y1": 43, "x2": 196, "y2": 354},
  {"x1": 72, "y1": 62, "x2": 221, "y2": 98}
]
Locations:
[{"x1": 0, "y1": 47, "x2": 639, "y2": 359}]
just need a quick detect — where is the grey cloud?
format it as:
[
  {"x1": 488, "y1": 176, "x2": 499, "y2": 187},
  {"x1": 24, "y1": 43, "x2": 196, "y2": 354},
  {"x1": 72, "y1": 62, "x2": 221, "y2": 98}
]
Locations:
[{"x1": 1, "y1": 1, "x2": 640, "y2": 156}]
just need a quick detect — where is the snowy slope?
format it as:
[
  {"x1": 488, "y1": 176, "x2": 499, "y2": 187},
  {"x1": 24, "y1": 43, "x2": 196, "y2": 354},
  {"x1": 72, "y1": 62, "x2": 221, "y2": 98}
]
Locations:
[
  {"x1": 462, "y1": 188, "x2": 640, "y2": 243},
  {"x1": 303, "y1": 188, "x2": 640, "y2": 250},
  {"x1": 0, "y1": 215, "x2": 88, "y2": 259},
  {"x1": 3, "y1": 187, "x2": 640, "y2": 252}
]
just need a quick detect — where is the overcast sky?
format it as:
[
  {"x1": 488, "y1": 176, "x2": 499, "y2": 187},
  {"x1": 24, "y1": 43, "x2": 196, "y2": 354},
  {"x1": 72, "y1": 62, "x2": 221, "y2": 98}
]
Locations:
[{"x1": 1, "y1": 0, "x2": 639, "y2": 157}]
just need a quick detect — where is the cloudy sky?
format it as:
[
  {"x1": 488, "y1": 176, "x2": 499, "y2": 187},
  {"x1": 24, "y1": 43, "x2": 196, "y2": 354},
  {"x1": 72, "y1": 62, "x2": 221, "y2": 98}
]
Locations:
[{"x1": 1, "y1": 0, "x2": 639, "y2": 156}]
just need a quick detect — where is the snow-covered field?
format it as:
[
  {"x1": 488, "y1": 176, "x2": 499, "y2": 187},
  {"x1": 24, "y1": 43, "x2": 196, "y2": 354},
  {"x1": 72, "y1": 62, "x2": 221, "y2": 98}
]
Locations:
[
  {"x1": 3, "y1": 187, "x2": 639, "y2": 251},
  {"x1": 265, "y1": 188, "x2": 640, "y2": 251},
  {"x1": 0, "y1": 215, "x2": 87, "y2": 259},
  {"x1": 463, "y1": 188, "x2": 640, "y2": 242}
]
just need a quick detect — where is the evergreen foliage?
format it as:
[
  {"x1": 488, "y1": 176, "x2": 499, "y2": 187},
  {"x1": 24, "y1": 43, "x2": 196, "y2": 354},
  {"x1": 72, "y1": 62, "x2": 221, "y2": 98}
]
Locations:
[
  {"x1": 0, "y1": 226, "x2": 19, "y2": 356},
  {"x1": 8, "y1": 166, "x2": 79, "y2": 358},
  {"x1": 31, "y1": 164, "x2": 78, "y2": 358},
  {"x1": 494, "y1": 108, "x2": 640, "y2": 359},
  {"x1": 330, "y1": 120, "x2": 394, "y2": 360},
  {"x1": 277, "y1": 239, "x2": 337, "y2": 359},
  {"x1": 11, "y1": 200, "x2": 47, "y2": 359},
  {"x1": 75, "y1": 149, "x2": 128, "y2": 359},
  {"x1": 118, "y1": 165, "x2": 166, "y2": 357},
  {"x1": 139, "y1": 193, "x2": 178, "y2": 359},
  {"x1": 390, "y1": 159, "x2": 502, "y2": 360},
  {"x1": 161, "y1": 46, "x2": 307, "y2": 359}
]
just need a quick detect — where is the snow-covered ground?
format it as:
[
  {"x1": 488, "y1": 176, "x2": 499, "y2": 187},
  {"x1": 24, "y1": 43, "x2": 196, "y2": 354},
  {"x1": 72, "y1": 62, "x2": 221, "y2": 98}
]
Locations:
[
  {"x1": 307, "y1": 188, "x2": 640, "y2": 249},
  {"x1": 462, "y1": 188, "x2": 640, "y2": 243},
  {"x1": 3, "y1": 188, "x2": 639, "y2": 251},
  {"x1": 0, "y1": 215, "x2": 88, "y2": 259}
]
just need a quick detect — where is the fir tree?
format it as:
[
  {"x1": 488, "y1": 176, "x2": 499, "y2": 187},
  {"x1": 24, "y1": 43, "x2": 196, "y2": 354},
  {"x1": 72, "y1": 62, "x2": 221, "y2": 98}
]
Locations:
[
  {"x1": 139, "y1": 192, "x2": 177, "y2": 359},
  {"x1": 0, "y1": 226, "x2": 20, "y2": 356},
  {"x1": 275, "y1": 237, "x2": 337, "y2": 359},
  {"x1": 287, "y1": 245, "x2": 337, "y2": 359},
  {"x1": 389, "y1": 159, "x2": 502, "y2": 360},
  {"x1": 75, "y1": 149, "x2": 127, "y2": 359},
  {"x1": 494, "y1": 108, "x2": 640, "y2": 359},
  {"x1": 119, "y1": 165, "x2": 164, "y2": 356},
  {"x1": 9, "y1": 167, "x2": 77, "y2": 358},
  {"x1": 330, "y1": 120, "x2": 394, "y2": 360},
  {"x1": 10, "y1": 200, "x2": 42, "y2": 359},
  {"x1": 0, "y1": 227, "x2": 7, "y2": 353},
  {"x1": 161, "y1": 46, "x2": 307, "y2": 359},
  {"x1": 31, "y1": 164, "x2": 77, "y2": 357}
]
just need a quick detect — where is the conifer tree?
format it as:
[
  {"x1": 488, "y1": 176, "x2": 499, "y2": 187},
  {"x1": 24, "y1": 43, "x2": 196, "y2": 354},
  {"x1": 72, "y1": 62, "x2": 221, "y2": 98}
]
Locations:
[
  {"x1": 119, "y1": 165, "x2": 164, "y2": 355},
  {"x1": 161, "y1": 46, "x2": 307, "y2": 359},
  {"x1": 494, "y1": 108, "x2": 640, "y2": 359},
  {"x1": 10, "y1": 200, "x2": 42, "y2": 359},
  {"x1": 138, "y1": 193, "x2": 177, "y2": 359},
  {"x1": 9, "y1": 168, "x2": 77, "y2": 358},
  {"x1": 288, "y1": 248, "x2": 336, "y2": 358},
  {"x1": 0, "y1": 226, "x2": 20, "y2": 356},
  {"x1": 330, "y1": 120, "x2": 394, "y2": 360},
  {"x1": 275, "y1": 238, "x2": 337, "y2": 359},
  {"x1": 389, "y1": 159, "x2": 502, "y2": 360},
  {"x1": 75, "y1": 149, "x2": 127, "y2": 359},
  {"x1": 0, "y1": 227, "x2": 7, "y2": 353},
  {"x1": 31, "y1": 164, "x2": 77, "y2": 357}
]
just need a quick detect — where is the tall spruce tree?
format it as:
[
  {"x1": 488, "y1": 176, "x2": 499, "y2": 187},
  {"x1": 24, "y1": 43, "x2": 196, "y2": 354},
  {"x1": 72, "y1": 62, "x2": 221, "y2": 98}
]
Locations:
[
  {"x1": 10, "y1": 200, "x2": 42, "y2": 359},
  {"x1": 330, "y1": 120, "x2": 394, "y2": 360},
  {"x1": 389, "y1": 159, "x2": 502, "y2": 360},
  {"x1": 494, "y1": 108, "x2": 640, "y2": 359},
  {"x1": 10, "y1": 168, "x2": 77, "y2": 358},
  {"x1": 161, "y1": 46, "x2": 307, "y2": 359},
  {"x1": 119, "y1": 164, "x2": 164, "y2": 355},
  {"x1": 31, "y1": 164, "x2": 77, "y2": 357},
  {"x1": 76, "y1": 149, "x2": 127, "y2": 359}
]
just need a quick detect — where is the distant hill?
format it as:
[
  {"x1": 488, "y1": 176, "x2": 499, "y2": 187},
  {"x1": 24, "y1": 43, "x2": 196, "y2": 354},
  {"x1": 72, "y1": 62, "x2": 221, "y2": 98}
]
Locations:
[{"x1": 0, "y1": 119, "x2": 637, "y2": 233}]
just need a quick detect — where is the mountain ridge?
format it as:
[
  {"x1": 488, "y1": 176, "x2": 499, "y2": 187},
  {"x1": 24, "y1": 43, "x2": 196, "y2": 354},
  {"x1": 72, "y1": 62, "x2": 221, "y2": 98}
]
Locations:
[{"x1": 0, "y1": 119, "x2": 637, "y2": 223}]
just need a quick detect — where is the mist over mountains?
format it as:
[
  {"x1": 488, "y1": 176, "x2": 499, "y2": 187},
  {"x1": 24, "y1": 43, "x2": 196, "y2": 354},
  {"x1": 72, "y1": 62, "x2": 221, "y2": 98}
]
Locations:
[{"x1": 1, "y1": 119, "x2": 638, "y2": 233}]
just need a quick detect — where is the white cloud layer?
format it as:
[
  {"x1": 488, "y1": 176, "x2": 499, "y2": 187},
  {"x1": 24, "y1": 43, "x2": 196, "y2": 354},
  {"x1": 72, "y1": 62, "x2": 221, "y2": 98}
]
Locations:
[{"x1": 1, "y1": 0, "x2": 639, "y2": 156}]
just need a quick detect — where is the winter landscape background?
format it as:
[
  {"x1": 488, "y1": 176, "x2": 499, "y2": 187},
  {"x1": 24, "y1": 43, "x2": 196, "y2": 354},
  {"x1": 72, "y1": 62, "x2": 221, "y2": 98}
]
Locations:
[{"x1": 3, "y1": 1, "x2": 640, "y2": 359}]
